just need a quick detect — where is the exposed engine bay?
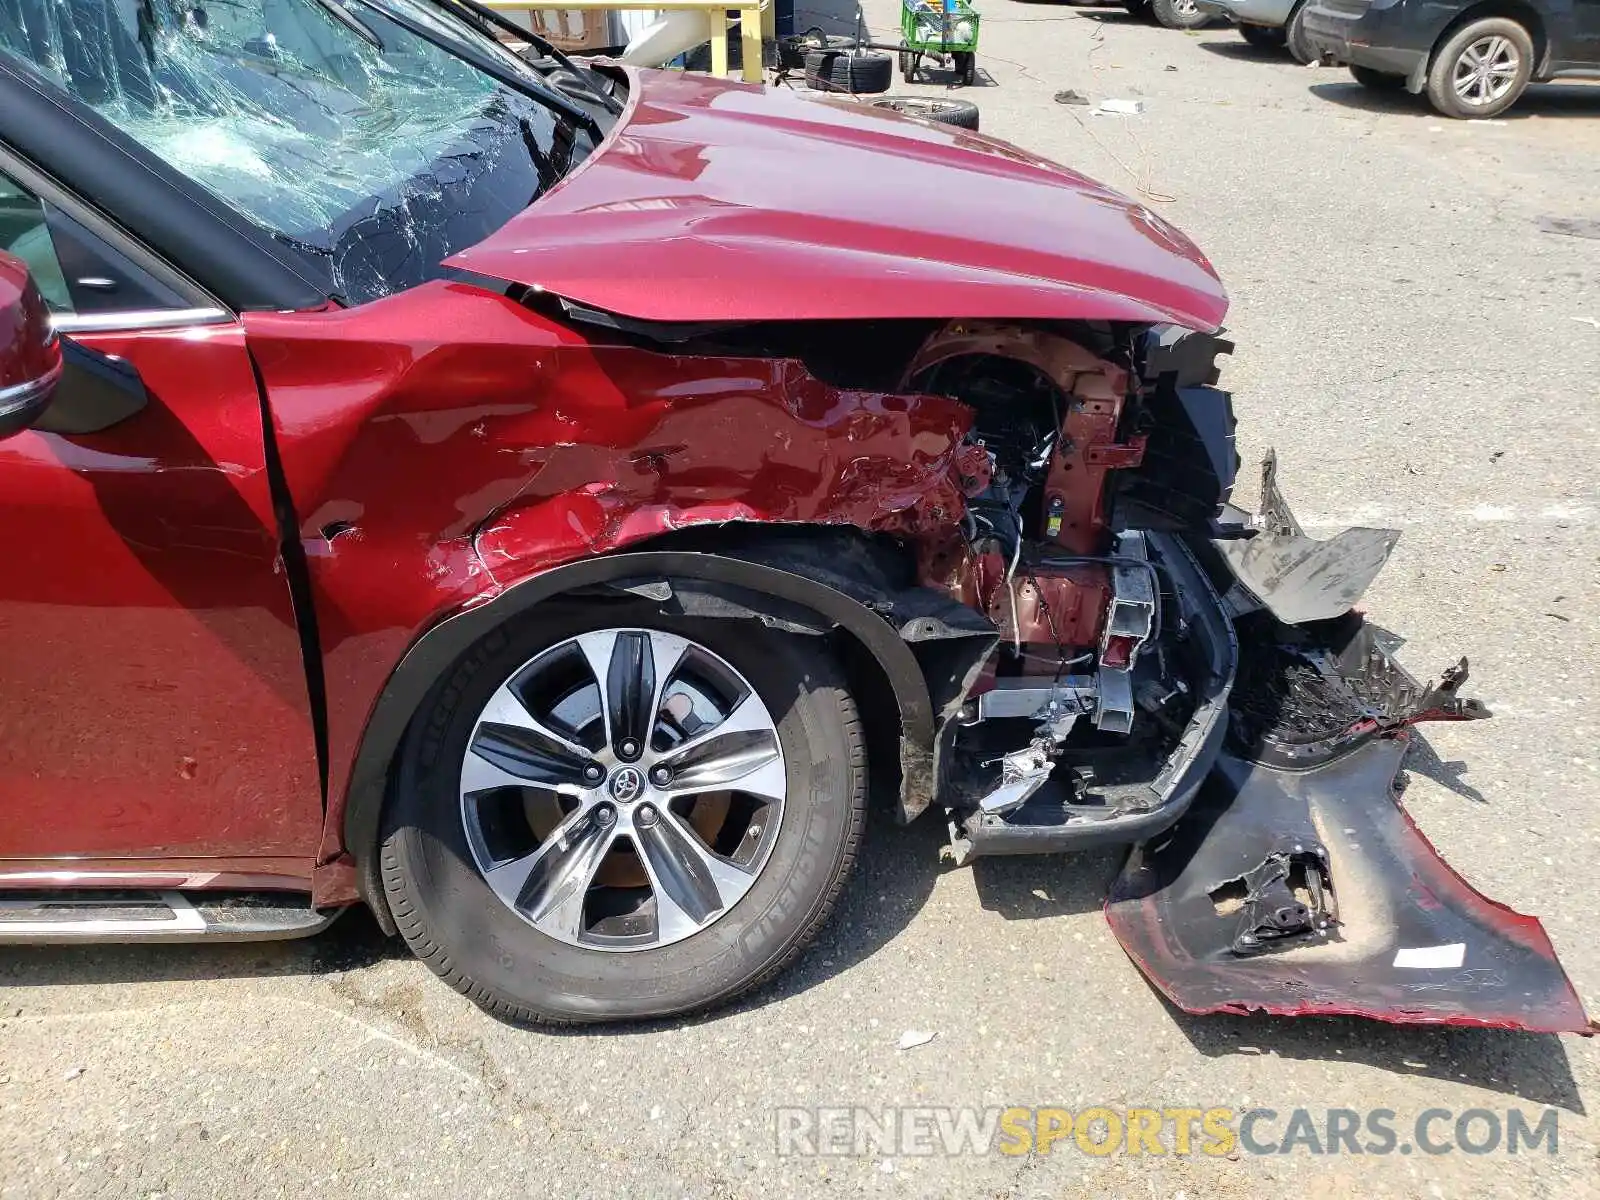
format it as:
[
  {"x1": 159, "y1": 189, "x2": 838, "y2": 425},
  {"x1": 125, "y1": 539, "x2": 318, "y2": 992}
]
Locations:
[
  {"x1": 900, "y1": 322, "x2": 1241, "y2": 864},
  {"x1": 856, "y1": 319, "x2": 1589, "y2": 1033}
]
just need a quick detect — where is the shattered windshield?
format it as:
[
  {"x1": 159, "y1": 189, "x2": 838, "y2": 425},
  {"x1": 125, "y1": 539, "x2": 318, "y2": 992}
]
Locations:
[{"x1": 0, "y1": 0, "x2": 580, "y2": 303}]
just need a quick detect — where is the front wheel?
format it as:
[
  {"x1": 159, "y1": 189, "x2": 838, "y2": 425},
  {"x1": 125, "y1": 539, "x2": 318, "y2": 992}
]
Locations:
[
  {"x1": 1425, "y1": 18, "x2": 1533, "y2": 119},
  {"x1": 381, "y1": 607, "x2": 867, "y2": 1024},
  {"x1": 1151, "y1": 0, "x2": 1210, "y2": 29},
  {"x1": 953, "y1": 50, "x2": 977, "y2": 86}
]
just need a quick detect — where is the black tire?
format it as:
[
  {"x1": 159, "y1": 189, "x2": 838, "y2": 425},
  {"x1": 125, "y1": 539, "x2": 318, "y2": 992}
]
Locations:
[
  {"x1": 868, "y1": 94, "x2": 981, "y2": 130},
  {"x1": 1239, "y1": 22, "x2": 1287, "y2": 50},
  {"x1": 1425, "y1": 17, "x2": 1533, "y2": 119},
  {"x1": 953, "y1": 50, "x2": 977, "y2": 86},
  {"x1": 898, "y1": 40, "x2": 915, "y2": 79},
  {"x1": 1285, "y1": 1, "x2": 1316, "y2": 64},
  {"x1": 1151, "y1": 0, "x2": 1211, "y2": 30},
  {"x1": 804, "y1": 48, "x2": 893, "y2": 94},
  {"x1": 1350, "y1": 63, "x2": 1406, "y2": 89},
  {"x1": 381, "y1": 603, "x2": 867, "y2": 1024}
]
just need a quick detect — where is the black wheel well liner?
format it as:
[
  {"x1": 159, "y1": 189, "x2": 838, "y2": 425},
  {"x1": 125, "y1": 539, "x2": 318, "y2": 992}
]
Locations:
[
  {"x1": 341, "y1": 533, "x2": 996, "y2": 922},
  {"x1": 1428, "y1": 2, "x2": 1548, "y2": 73}
]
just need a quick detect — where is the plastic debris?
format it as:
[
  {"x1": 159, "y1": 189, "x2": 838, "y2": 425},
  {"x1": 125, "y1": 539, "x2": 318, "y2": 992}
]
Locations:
[
  {"x1": 1094, "y1": 98, "x2": 1144, "y2": 115},
  {"x1": 1053, "y1": 88, "x2": 1090, "y2": 105},
  {"x1": 897, "y1": 1029, "x2": 937, "y2": 1050}
]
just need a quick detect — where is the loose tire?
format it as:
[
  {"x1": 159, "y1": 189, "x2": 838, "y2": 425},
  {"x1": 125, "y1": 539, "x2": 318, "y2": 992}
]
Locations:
[
  {"x1": 1349, "y1": 64, "x2": 1406, "y2": 90},
  {"x1": 1151, "y1": 0, "x2": 1210, "y2": 30},
  {"x1": 868, "y1": 94, "x2": 981, "y2": 129},
  {"x1": 1239, "y1": 23, "x2": 1287, "y2": 50},
  {"x1": 1284, "y1": 1, "x2": 1315, "y2": 64},
  {"x1": 381, "y1": 605, "x2": 867, "y2": 1024},
  {"x1": 805, "y1": 48, "x2": 893, "y2": 94},
  {"x1": 1425, "y1": 17, "x2": 1533, "y2": 119}
]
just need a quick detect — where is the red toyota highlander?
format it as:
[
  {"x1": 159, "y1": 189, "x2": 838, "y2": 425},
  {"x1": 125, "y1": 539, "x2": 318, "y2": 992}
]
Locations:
[{"x1": 0, "y1": 0, "x2": 1587, "y2": 1031}]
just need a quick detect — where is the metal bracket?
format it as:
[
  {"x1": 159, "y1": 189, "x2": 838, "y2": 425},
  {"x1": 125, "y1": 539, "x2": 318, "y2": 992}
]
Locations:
[
  {"x1": 1096, "y1": 531, "x2": 1156, "y2": 733},
  {"x1": 976, "y1": 740, "x2": 1055, "y2": 815},
  {"x1": 1084, "y1": 435, "x2": 1148, "y2": 469}
]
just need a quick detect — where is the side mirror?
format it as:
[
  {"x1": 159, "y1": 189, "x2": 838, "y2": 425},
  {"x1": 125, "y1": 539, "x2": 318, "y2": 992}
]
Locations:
[{"x1": 0, "y1": 250, "x2": 62, "y2": 441}]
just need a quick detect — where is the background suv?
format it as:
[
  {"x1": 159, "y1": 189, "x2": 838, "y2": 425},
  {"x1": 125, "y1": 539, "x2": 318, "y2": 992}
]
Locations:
[{"x1": 1304, "y1": 0, "x2": 1600, "y2": 118}]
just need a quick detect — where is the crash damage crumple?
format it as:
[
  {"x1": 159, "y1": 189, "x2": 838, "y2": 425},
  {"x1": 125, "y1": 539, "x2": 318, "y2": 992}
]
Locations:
[
  {"x1": 1107, "y1": 741, "x2": 1592, "y2": 1033},
  {"x1": 243, "y1": 282, "x2": 982, "y2": 876},
  {"x1": 1106, "y1": 471, "x2": 1591, "y2": 1034},
  {"x1": 445, "y1": 69, "x2": 1228, "y2": 330}
]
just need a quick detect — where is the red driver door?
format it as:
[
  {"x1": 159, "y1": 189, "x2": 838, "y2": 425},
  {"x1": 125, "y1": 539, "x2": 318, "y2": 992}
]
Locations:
[{"x1": 0, "y1": 170, "x2": 322, "y2": 873}]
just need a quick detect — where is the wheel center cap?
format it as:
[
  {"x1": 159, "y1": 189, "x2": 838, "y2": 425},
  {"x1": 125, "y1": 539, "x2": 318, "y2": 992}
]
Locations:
[{"x1": 608, "y1": 766, "x2": 645, "y2": 803}]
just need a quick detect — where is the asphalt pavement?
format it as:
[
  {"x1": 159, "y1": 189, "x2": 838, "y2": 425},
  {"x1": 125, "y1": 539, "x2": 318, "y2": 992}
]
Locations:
[{"x1": 2, "y1": 7, "x2": 1598, "y2": 1197}]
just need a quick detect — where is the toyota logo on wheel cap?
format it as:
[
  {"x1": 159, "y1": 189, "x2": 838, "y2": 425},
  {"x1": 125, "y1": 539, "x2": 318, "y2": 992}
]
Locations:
[{"x1": 609, "y1": 766, "x2": 644, "y2": 803}]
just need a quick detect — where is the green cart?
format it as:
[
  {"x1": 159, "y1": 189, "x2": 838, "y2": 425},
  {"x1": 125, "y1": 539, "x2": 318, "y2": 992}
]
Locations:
[{"x1": 898, "y1": 0, "x2": 980, "y2": 87}]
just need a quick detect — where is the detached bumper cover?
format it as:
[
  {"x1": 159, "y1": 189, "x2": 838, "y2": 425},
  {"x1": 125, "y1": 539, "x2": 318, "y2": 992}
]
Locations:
[
  {"x1": 1107, "y1": 734, "x2": 1591, "y2": 1033},
  {"x1": 1108, "y1": 452, "x2": 1588, "y2": 1033}
]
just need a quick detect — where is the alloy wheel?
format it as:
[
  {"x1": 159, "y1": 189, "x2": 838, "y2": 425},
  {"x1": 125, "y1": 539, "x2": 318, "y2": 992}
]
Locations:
[
  {"x1": 458, "y1": 629, "x2": 786, "y2": 951},
  {"x1": 1452, "y1": 35, "x2": 1519, "y2": 106}
]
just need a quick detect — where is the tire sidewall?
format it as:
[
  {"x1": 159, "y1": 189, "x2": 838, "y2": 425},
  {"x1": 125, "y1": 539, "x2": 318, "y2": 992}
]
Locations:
[
  {"x1": 1285, "y1": 2, "x2": 1316, "y2": 64},
  {"x1": 871, "y1": 96, "x2": 981, "y2": 130},
  {"x1": 383, "y1": 605, "x2": 862, "y2": 1022},
  {"x1": 1427, "y1": 18, "x2": 1533, "y2": 119}
]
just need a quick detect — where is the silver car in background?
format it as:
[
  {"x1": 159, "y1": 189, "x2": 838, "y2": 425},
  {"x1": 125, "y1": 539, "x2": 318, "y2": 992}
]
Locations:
[{"x1": 1195, "y1": 0, "x2": 1316, "y2": 61}]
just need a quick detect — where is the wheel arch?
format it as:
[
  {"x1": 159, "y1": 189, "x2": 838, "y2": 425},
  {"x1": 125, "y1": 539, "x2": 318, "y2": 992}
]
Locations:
[
  {"x1": 340, "y1": 527, "x2": 996, "y2": 924},
  {"x1": 1426, "y1": 2, "x2": 1548, "y2": 77}
]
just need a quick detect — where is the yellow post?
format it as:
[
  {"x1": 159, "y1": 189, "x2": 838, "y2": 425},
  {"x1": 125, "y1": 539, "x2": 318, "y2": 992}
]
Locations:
[
  {"x1": 739, "y1": 3, "x2": 763, "y2": 83},
  {"x1": 473, "y1": 0, "x2": 767, "y2": 82},
  {"x1": 709, "y1": 17, "x2": 728, "y2": 77}
]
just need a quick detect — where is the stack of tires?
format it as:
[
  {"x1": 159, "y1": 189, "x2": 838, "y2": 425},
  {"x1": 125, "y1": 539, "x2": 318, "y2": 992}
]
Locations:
[{"x1": 803, "y1": 46, "x2": 893, "y2": 93}]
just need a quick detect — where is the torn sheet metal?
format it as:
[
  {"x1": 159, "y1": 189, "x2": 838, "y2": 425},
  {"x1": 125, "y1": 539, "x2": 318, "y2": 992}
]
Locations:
[
  {"x1": 1106, "y1": 740, "x2": 1592, "y2": 1032},
  {"x1": 1219, "y1": 451, "x2": 1400, "y2": 625}
]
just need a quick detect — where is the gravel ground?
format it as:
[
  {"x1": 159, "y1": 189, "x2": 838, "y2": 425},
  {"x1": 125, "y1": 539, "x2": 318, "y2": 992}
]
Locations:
[{"x1": 3, "y1": 9, "x2": 1598, "y2": 1199}]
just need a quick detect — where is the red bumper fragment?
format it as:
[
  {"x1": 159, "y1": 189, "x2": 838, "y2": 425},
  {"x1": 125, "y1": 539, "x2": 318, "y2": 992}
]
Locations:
[{"x1": 1106, "y1": 737, "x2": 1593, "y2": 1033}]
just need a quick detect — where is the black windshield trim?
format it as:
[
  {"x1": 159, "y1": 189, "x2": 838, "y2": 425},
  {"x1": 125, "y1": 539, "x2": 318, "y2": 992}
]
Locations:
[{"x1": 434, "y1": 0, "x2": 624, "y2": 116}]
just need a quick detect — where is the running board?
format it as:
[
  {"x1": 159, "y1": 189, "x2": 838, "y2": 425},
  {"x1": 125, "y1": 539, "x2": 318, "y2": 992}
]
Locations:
[{"x1": 0, "y1": 890, "x2": 340, "y2": 943}]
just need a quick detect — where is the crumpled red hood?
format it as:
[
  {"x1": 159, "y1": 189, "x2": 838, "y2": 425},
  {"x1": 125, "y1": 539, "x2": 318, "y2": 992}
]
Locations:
[{"x1": 445, "y1": 69, "x2": 1228, "y2": 330}]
